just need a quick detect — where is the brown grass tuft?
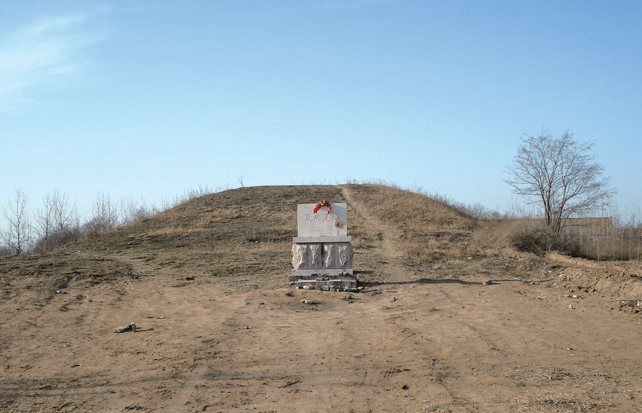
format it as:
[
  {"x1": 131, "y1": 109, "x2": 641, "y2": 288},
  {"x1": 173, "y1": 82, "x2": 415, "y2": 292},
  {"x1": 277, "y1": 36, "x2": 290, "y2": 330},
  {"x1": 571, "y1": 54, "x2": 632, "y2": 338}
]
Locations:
[{"x1": 473, "y1": 219, "x2": 560, "y2": 257}]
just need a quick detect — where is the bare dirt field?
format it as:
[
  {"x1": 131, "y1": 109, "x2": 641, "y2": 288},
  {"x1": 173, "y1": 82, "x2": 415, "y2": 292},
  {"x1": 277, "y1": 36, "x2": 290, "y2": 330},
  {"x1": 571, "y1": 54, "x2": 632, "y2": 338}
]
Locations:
[{"x1": 2, "y1": 184, "x2": 642, "y2": 412}]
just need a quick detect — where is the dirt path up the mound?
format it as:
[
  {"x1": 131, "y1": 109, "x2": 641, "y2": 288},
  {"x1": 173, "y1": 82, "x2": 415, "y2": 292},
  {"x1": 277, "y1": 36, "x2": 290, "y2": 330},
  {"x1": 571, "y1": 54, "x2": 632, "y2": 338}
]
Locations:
[{"x1": 339, "y1": 185, "x2": 414, "y2": 283}]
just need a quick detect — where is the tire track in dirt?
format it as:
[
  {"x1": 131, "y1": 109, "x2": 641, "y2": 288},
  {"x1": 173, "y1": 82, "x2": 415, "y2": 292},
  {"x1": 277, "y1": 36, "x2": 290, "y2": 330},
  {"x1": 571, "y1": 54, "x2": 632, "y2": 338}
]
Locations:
[
  {"x1": 337, "y1": 186, "x2": 468, "y2": 407},
  {"x1": 339, "y1": 185, "x2": 414, "y2": 283},
  {"x1": 337, "y1": 185, "x2": 517, "y2": 408}
]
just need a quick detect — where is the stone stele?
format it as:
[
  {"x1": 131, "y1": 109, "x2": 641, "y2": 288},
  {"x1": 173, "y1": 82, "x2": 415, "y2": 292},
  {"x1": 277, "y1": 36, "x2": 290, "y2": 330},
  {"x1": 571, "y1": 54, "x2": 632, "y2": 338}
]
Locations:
[
  {"x1": 296, "y1": 203, "x2": 348, "y2": 238},
  {"x1": 290, "y1": 203, "x2": 357, "y2": 291}
]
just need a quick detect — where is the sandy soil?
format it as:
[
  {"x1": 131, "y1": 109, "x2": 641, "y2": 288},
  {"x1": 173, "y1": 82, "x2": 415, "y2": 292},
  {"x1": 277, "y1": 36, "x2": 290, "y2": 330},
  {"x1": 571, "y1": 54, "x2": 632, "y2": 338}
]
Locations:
[
  {"x1": 3, "y1": 267, "x2": 642, "y2": 413},
  {"x1": 2, "y1": 185, "x2": 642, "y2": 412}
]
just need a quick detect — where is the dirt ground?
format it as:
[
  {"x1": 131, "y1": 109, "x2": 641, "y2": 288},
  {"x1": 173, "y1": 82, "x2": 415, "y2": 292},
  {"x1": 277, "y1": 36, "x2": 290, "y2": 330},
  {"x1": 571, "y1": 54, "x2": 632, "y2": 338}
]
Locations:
[{"x1": 2, "y1": 185, "x2": 642, "y2": 412}]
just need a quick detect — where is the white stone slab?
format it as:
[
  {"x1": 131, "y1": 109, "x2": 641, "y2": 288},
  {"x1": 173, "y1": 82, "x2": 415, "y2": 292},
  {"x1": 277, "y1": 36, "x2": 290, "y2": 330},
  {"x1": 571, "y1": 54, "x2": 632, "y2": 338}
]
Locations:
[
  {"x1": 297, "y1": 203, "x2": 348, "y2": 238},
  {"x1": 291, "y1": 269, "x2": 354, "y2": 276},
  {"x1": 293, "y1": 236, "x2": 352, "y2": 243}
]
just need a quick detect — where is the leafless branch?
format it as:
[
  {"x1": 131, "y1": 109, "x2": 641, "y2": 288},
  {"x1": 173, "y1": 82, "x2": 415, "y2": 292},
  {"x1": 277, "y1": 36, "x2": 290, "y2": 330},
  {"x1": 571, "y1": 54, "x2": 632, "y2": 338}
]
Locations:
[{"x1": 505, "y1": 131, "x2": 614, "y2": 234}]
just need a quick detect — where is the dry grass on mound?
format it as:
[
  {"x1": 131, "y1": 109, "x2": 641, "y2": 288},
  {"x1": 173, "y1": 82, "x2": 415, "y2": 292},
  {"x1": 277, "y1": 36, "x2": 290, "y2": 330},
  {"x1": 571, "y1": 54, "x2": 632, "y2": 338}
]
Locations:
[
  {"x1": 344, "y1": 184, "x2": 476, "y2": 231},
  {"x1": 342, "y1": 184, "x2": 478, "y2": 264},
  {"x1": 1, "y1": 184, "x2": 550, "y2": 293}
]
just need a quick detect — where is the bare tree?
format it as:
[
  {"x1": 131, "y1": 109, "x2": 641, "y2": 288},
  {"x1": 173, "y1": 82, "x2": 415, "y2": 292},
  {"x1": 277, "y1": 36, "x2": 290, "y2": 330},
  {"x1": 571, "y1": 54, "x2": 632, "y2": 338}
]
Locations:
[
  {"x1": 505, "y1": 130, "x2": 614, "y2": 234},
  {"x1": 1, "y1": 188, "x2": 32, "y2": 255},
  {"x1": 90, "y1": 191, "x2": 119, "y2": 233},
  {"x1": 52, "y1": 190, "x2": 78, "y2": 232},
  {"x1": 120, "y1": 197, "x2": 155, "y2": 225},
  {"x1": 33, "y1": 190, "x2": 80, "y2": 251},
  {"x1": 33, "y1": 192, "x2": 55, "y2": 251}
]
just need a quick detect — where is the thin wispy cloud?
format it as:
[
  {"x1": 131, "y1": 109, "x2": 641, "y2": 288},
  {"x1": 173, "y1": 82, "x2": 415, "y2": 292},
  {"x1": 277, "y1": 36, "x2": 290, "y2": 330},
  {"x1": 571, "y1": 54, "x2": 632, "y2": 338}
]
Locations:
[
  {"x1": 0, "y1": 12, "x2": 107, "y2": 111},
  {"x1": 282, "y1": 0, "x2": 396, "y2": 13}
]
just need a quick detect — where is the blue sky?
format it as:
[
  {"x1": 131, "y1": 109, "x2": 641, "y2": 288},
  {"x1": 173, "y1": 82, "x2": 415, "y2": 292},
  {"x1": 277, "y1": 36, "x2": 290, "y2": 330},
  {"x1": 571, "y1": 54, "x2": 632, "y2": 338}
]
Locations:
[{"x1": 1, "y1": 0, "x2": 640, "y2": 226}]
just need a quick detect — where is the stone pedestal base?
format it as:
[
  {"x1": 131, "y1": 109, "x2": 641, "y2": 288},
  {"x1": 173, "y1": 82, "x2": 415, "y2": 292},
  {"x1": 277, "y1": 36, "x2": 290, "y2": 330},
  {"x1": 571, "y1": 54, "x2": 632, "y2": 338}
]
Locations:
[
  {"x1": 291, "y1": 236, "x2": 357, "y2": 291},
  {"x1": 289, "y1": 273, "x2": 359, "y2": 292}
]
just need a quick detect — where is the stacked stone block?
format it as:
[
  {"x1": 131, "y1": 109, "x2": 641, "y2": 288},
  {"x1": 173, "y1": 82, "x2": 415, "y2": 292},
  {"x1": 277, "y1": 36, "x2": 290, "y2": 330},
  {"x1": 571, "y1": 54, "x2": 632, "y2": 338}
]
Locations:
[{"x1": 289, "y1": 203, "x2": 357, "y2": 291}]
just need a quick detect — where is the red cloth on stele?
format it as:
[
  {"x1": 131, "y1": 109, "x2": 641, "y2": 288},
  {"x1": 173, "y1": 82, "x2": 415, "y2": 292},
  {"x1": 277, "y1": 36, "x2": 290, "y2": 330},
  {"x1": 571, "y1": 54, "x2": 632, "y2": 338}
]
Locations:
[{"x1": 313, "y1": 200, "x2": 332, "y2": 214}]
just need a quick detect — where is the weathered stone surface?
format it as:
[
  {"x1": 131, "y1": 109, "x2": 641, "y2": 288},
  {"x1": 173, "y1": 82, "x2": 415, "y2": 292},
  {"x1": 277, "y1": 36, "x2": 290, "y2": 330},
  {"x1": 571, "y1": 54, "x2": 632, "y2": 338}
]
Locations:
[
  {"x1": 290, "y1": 269, "x2": 354, "y2": 277},
  {"x1": 309, "y1": 244, "x2": 322, "y2": 268},
  {"x1": 288, "y1": 274, "x2": 358, "y2": 291},
  {"x1": 292, "y1": 244, "x2": 307, "y2": 270},
  {"x1": 324, "y1": 244, "x2": 335, "y2": 268},
  {"x1": 322, "y1": 243, "x2": 353, "y2": 269},
  {"x1": 293, "y1": 236, "x2": 351, "y2": 243},
  {"x1": 297, "y1": 203, "x2": 348, "y2": 237},
  {"x1": 291, "y1": 202, "x2": 355, "y2": 291},
  {"x1": 292, "y1": 242, "x2": 352, "y2": 270},
  {"x1": 338, "y1": 244, "x2": 351, "y2": 267}
]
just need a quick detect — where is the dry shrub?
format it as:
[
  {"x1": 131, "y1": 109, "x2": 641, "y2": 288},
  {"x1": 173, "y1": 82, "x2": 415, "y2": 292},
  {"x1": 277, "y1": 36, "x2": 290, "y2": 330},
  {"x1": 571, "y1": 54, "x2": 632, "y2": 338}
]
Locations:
[
  {"x1": 512, "y1": 225, "x2": 560, "y2": 256},
  {"x1": 473, "y1": 219, "x2": 560, "y2": 257},
  {"x1": 474, "y1": 218, "x2": 642, "y2": 262},
  {"x1": 472, "y1": 220, "x2": 517, "y2": 252}
]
